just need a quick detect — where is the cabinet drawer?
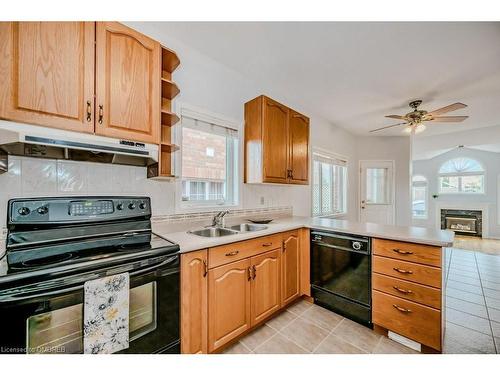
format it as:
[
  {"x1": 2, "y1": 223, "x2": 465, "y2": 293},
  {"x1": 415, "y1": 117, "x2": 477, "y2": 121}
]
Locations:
[
  {"x1": 209, "y1": 234, "x2": 282, "y2": 269},
  {"x1": 373, "y1": 238, "x2": 441, "y2": 267},
  {"x1": 373, "y1": 290, "x2": 441, "y2": 351},
  {"x1": 372, "y1": 273, "x2": 441, "y2": 309},
  {"x1": 373, "y1": 256, "x2": 441, "y2": 288}
]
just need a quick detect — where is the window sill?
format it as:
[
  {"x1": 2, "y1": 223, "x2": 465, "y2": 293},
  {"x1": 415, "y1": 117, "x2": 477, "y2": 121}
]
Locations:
[{"x1": 315, "y1": 213, "x2": 348, "y2": 219}]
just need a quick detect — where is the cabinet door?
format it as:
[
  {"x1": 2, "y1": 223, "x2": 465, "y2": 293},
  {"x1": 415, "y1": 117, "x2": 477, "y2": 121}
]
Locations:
[
  {"x1": 0, "y1": 22, "x2": 95, "y2": 133},
  {"x1": 208, "y1": 258, "x2": 251, "y2": 352},
  {"x1": 180, "y1": 250, "x2": 208, "y2": 354},
  {"x1": 288, "y1": 110, "x2": 309, "y2": 184},
  {"x1": 282, "y1": 231, "x2": 301, "y2": 305},
  {"x1": 250, "y1": 249, "x2": 281, "y2": 326},
  {"x1": 262, "y1": 97, "x2": 289, "y2": 183},
  {"x1": 95, "y1": 22, "x2": 160, "y2": 143}
]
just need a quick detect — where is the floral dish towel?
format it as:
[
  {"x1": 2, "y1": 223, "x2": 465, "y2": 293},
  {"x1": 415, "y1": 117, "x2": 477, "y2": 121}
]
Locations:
[{"x1": 83, "y1": 273, "x2": 130, "y2": 354}]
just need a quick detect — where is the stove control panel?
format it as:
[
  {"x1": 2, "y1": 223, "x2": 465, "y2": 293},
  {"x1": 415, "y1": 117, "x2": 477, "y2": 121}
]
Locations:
[{"x1": 8, "y1": 197, "x2": 151, "y2": 224}]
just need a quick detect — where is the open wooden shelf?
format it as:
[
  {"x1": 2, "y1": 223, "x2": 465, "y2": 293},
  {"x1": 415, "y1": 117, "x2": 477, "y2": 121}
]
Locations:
[
  {"x1": 161, "y1": 142, "x2": 180, "y2": 152},
  {"x1": 161, "y1": 78, "x2": 180, "y2": 100},
  {"x1": 149, "y1": 46, "x2": 180, "y2": 180},
  {"x1": 161, "y1": 109, "x2": 180, "y2": 127},
  {"x1": 162, "y1": 48, "x2": 180, "y2": 72}
]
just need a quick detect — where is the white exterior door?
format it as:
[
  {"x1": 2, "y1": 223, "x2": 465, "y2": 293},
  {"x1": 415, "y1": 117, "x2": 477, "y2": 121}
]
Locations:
[{"x1": 359, "y1": 160, "x2": 395, "y2": 225}]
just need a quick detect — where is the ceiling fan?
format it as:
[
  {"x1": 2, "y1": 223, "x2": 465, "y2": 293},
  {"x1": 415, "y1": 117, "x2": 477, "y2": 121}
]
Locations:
[{"x1": 370, "y1": 100, "x2": 468, "y2": 134}]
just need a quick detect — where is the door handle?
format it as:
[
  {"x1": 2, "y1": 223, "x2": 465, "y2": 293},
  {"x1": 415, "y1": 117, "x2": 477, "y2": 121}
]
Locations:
[
  {"x1": 86, "y1": 101, "x2": 92, "y2": 122},
  {"x1": 393, "y1": 286, "x2": 413, "y2": 294},
  {"x1": 252, "y1": 265, "x2": 256, "y2": 280},
  {"x1": 393, "y1": 304, "x2": 412, "y2": 313},
  {"x1": 393, "y1": 249, "x2": 414, "y2": 255},
  {"x1": 247, "y1": 267, "x2": 252, "y2": 281},
  {"x1": 98, "y1": 105, "x2": 104, "y2": 124},
  {"x1": 393, "y1": 267, "x2": 413, "y2": 274},
  {"x1": 202, "y1": 260, "x2": 208, "y2": 278}
]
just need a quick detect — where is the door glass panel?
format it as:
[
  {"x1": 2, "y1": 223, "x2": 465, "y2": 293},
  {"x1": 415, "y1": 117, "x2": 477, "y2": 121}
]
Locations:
[
  {"x1": 26, "y1": 282, "x2": 156, "y2": 354},
  {"x1": 366, "y1": 168, "x2": 390, "y2": 204}
]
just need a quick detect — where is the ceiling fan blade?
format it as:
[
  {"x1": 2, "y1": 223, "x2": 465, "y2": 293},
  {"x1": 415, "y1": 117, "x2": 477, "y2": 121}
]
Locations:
[
  {"x1": 385, "y1": 115, "x2": 406, "y2": 120},
  {"x1": 370, "y1": 122, "x2": 408, "y2": 133},
  {"x1": 428, "y1": 116, "x2": 469, "y2": 123},
  {"x1": 427, "y1": 103, "x2": 467, "y2": 116}
]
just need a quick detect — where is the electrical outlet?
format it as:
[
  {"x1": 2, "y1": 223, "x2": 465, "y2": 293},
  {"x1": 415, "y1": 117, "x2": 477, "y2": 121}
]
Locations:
[{"x1": 260, "y1": 196, "x2": 265, "y2": 205}]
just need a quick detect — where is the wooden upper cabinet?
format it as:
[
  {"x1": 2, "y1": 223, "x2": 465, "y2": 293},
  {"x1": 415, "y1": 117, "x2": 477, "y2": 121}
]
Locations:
[
  {"x1": 250, "y1": 249, "x2": 281, "y2": 326},
  {"x1": 262, "y1": 97, "x2": 289, "y2": 183},
  {"x1": 288, "y1": 110, "x2": 310, "y2": 184},
  {"x1": 244, "y1": 95, "x2": 309, "y2": 185},
  {"x1": 0, "y1": 22, "x2": 95, "y2": 133},
  {"x1": 208, "y1": 258, "x2": 251, "y2": 352},
  {"x1": 180, "y1": 250, "x2": 208, "y2": 354},
  {"x1": 95, "y1": 22, "x2": 160, "y2": 143},
  {"x1": 282, "y1": 231, "x2": 301, "y2": 305}
]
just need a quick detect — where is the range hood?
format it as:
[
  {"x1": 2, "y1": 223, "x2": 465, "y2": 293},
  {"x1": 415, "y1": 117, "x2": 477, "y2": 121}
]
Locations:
[{"x1": 0, "y1": 120, "x2": 159, "y2": 173}]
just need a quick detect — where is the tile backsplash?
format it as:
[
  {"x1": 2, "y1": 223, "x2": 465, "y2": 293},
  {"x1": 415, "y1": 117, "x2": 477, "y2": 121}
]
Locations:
[{"x1": 0, "y1": 156, "x2": 306, "y2": 233}]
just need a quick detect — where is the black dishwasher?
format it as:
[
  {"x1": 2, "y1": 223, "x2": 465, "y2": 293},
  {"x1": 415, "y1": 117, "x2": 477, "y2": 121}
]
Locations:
[{"x1": 310, "y1": 231, "x2": 372, "y2": 327}]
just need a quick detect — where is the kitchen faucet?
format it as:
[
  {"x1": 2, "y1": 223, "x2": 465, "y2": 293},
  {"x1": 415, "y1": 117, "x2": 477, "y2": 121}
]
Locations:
[{"x1": 212, "y1": 211, "x2": 230, "y2": 227}]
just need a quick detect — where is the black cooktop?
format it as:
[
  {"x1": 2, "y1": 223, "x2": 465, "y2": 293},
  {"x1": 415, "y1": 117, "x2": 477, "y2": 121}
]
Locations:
[{"x1": 1, "y1": 196, "x2": 179, "y2": 287}]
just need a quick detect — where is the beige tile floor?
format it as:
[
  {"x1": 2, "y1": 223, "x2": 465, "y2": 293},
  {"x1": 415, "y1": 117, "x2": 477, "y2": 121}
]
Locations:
[
  {"x1": 223, "y1": 247, "x2": 500, "y2": 355},
  {"x1": 453, "y1": 236, "x2": 500, "y2": 256}
]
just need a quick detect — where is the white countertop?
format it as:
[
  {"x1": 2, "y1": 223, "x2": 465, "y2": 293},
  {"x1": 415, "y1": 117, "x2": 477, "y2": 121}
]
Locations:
[{"x1": 153, "y1": 216, "x2": 455, "y2": 253}]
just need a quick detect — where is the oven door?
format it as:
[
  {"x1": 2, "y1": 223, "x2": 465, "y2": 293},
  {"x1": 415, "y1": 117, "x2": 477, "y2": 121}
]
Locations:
[{"x1": 0, "y1": 254, "x2": 179, "y2": 354}]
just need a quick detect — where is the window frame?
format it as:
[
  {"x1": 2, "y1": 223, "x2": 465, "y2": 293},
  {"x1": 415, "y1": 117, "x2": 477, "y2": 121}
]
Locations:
[
  {"x1": 173, "y1": 103, "x2": 242, "y2": 213},
  {"x1": 438, "y1": 157, "x2": 485, "y2": 195},
  {"x1": 311, "y1": 148, "x2": 348, "y2": 218},
  {"x1": 412, "y1": 175, "x2": 428, "y2": 219}
]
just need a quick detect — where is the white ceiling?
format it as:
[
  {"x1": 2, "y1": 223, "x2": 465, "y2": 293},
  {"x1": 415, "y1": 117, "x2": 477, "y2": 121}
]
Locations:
[{"x1": 145, "y1": 22, "x2": 500, "y2": 137}]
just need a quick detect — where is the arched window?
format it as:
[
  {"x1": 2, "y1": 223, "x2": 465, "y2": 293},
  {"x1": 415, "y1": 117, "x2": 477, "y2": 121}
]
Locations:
[
  {"x1": 438, "y1": 157, "x2": 485, "y2": 194},
  {"x1": 412, "y1": 175, "x2": 428, "y2": 218}
]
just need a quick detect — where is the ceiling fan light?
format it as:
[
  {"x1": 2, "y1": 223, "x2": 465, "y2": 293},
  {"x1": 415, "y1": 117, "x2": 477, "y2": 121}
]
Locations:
[
  {"x1": 403, "y1": 126, "x2": 413, "y2": 133},
  {"x1": 415, "y1": 124, "x2": 426, "y2": 134}
]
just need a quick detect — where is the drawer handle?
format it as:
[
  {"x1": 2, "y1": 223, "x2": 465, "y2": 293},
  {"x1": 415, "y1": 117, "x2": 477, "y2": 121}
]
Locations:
[
  {"x1": 393, "y1": 286, "x2": 413, "y2": 294},
  {"x1": 262, "y1": 242, "x2": 273, "y2": 247},
  {"x1": 393, "y1": 267, "x2": 413, "y2": 274},
  {"x1": 393, "y1": 248, "x2": 414, "y2": 255},
  {"x1": 393, "y1": 304, "x2": 412, "y2": 313},
  {"x1": 252, "y1": 265, "x2": 257, "y2": 280},
  {"x1": 225, "y1": 251, "x2": 239, "y2": 257},
  {"x1": 203, "y1": 260, "x2": 208, "y2": 278}
]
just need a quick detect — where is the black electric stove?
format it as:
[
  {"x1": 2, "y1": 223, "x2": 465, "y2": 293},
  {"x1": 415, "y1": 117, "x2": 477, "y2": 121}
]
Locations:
[{"x1": 0, "y1": 196, "x2": 180, "y2": 354}]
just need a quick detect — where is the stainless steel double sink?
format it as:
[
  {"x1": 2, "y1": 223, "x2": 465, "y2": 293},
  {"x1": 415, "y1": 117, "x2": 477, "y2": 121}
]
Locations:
[{"x1": 188, "y1": 223, "x2": 268, "y2": 237}]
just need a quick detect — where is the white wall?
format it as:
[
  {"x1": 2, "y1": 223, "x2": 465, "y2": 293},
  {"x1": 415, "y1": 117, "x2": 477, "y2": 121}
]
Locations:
[
  {"x1": 356, "y1": 136, "x2": 412, "y2": 226},
  {"x1": 412, "y1": 147, "x2": 500, "y2": 239}
]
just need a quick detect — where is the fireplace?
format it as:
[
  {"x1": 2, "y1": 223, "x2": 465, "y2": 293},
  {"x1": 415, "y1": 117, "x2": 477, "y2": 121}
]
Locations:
[{"x1": 441, "y1": 209, "x2": 482, "y2": 237}]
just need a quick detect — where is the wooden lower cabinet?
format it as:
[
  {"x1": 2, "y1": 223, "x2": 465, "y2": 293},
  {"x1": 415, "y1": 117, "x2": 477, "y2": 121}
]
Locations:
[
  {"x1": 208, "y1": 258, "x2": 252, "y2": 352},
  {"x1": 251, "y1": 249, "x2": 281, "y2": 325},
  {"x1": 281, "y1": 231, "x2": 300, "y2": 305},
  {"x1": 181, "y1": 231, "x2": 307, "y2": 353},
  {"x1": 180, "y1": 249, "x2": 208, "y2": 354}
]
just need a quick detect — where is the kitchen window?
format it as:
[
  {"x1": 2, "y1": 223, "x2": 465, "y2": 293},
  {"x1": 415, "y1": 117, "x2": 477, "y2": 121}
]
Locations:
[
  {"x1": 412, "y1": 175, "x2": 428, "y2": 219},
  {"x1": 312, "y1": 151, "x2": 347, "y2": 217},
  {"x1": 438, "y1": 157, "x2": 484, "y2": 194},
  {"x1": 177, "y1": 107, "x2": 239, "y2": 209}
]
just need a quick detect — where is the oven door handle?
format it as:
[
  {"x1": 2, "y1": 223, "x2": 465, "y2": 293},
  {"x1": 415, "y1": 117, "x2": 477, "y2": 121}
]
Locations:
[{"x1": 0, "y1": 255, "x2": 178, "y2": 303}]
